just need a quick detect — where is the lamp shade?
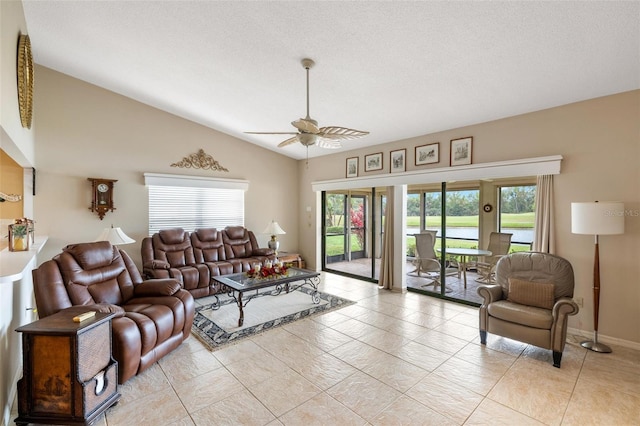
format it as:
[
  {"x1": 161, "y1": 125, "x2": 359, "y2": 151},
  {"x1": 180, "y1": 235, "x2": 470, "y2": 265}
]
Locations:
[
  {"x1": 571, "y1": 202, "x2": 625, "y2": 235},
  {"x1": 262, "y1": 220, "x2": 286, "y2": 236},
  {"x1": 95, "y1": 226, "x2": 136, "y2": 245}
]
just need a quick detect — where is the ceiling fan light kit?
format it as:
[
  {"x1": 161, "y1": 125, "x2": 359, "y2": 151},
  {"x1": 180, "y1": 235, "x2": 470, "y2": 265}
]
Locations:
[{"x1": 246, "y1": 58, "x2": 369, "y2": 151}]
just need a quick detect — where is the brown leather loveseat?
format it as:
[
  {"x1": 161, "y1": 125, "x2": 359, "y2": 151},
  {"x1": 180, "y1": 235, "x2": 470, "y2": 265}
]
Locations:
[
  {"x1": 32, "y1": 241, "x2": 195, "y2": 384},
  {"x1": 141, "y1": 226, "x2": 276, "y2": 298}
]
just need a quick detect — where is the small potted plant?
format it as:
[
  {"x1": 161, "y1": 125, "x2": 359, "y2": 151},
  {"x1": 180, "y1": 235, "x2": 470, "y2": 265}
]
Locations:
[{"x1": 9, "y1": 223, "x2": 29, "y2": 251}]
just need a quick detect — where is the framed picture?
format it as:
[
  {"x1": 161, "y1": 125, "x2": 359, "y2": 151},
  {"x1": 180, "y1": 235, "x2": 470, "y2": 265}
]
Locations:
[
  {"x1": 364, "y1": 152, "x2": 383, "y2": 172},
  {"x1": 450, "y1": 137, "x2": 473, "y2": 166},
  {"x1": 390, "y1": 149, "x2": 406, "y2": 173},
  {"x1": 346, "y1": 157, "x2": 358, "y2": 178},
  {"x1": 415, "y1": 143, "x2": 439, "y2": 165}
]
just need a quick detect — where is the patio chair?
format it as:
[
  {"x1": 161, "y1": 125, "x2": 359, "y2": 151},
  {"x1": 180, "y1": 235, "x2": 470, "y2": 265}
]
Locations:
[
  {"x1": 409, "y1": 232, "x2": 458, "y2": 290},
  {"x1": 476, "y1": 232, "x2": 512, "y2": 283}
]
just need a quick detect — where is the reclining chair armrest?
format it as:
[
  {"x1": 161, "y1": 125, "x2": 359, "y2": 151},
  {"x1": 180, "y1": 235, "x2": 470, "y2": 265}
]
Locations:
[
  {"x1": 134, "y1": 279, "x2": 182, "y2": 297},
  {"x1": 477, "y1": 284, "x2": 503, "y2": 344},
  {"x1": 143, "y1": 259, "x2": 171, "y2": 270},
  {"x1": 552, "y1": 297, "x2": 580, "y2": 319},
  {"x1": 253, "y1": 248, "x2": 275, "y2": 256},
  {"x1": 477, "y1": 284, "x2": 503, "y2": 304},
  {"x1": 550, "y1": 297, "x2": 580, "y2": 357},
  {"x1": 55, "y1": 304, "x2": 127, "y2": 318}
]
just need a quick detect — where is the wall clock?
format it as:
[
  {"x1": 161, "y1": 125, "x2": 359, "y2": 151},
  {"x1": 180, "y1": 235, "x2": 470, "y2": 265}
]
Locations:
[
  {"x1": 88, "y1": 178, "x2": 117, "y2": 220},
  {"x1": 17, "y1": 34, "x2": 34, "y2": 129},
  {"x1": 483, "y1": 203, "x2": 493, "y2": 213}
]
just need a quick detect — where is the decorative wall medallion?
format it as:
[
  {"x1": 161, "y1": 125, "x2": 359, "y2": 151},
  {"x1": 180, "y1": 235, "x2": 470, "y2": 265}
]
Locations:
[
  {"x1": 170, "y1": 149, "x2": 229, "y2": 172},
  {"x1": 17, "y1": 34, "x2": 34, "y2": 129}
]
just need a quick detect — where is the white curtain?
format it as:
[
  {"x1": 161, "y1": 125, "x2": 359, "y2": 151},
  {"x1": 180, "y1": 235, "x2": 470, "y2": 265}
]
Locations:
[
  {"x1": 378, "y1": 187, "x2": 395, "y2": 289},
  {"x1": 532, "y1": 175, "x2": 555, "y2": 253}
]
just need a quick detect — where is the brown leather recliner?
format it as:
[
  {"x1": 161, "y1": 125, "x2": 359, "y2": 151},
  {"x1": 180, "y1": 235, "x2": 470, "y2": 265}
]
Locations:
[
  {"x1": 222, "y1": 226, "x2": 275, "y2": 272},
  {"x1": 141, "y1": 228, "x2": 211, "y2": 298},
  {"x1": 477, "y1": 252, "x2": 579, "y2": 367},
  {"x1": 190, "y1": 228, "x2": 233, "y2": 294},
  {"x1": 33, "y1": 241, "x2": 195, "y2": 384}
]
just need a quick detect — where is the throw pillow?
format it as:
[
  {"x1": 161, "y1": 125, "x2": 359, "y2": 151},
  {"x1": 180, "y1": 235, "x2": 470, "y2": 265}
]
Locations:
[{"x1": 507, "y1": 278, "x2": 555, "y2": 309}]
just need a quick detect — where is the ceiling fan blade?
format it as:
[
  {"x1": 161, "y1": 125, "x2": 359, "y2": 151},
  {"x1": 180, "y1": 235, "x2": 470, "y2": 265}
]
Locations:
[
  {"x1": 245, "y1": 131, "x2": 299, "y2": 135},
  {"x1": 291, "y1": 119, "x2": 319, "y2": 134},
  {"x1": 316, "y1": 139, "x2": 342, "y2": 149},
  {"x1": 277, "y1": 136, "x2": 299, "y2": 148},
  {"x1": 318, "y1": 126, "x2": 369, "y2": 141}
]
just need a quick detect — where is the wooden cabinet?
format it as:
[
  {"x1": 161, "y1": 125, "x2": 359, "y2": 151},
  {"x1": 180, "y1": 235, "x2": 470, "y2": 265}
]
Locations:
[{"x1": 15, "y1": 311, "x2": 120, "y2": 425}]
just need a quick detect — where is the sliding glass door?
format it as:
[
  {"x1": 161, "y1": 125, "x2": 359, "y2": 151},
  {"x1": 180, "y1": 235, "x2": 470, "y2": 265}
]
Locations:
[
  {"x1": 321, "y1": 179, "x2": 534, "y2": 298},
  {"x1": 322, "y1": 188, "x2": 385, "y2": 281}
]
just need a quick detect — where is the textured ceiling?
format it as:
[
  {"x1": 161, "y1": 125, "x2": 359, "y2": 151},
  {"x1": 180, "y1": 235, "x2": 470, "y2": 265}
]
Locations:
[{"x1": 22, "y1": 1, "x2": 640, "y2": 160}]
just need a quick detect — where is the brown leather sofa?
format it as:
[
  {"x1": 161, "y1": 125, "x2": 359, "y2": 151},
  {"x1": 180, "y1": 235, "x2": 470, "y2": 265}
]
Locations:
[
  {"x1": 33, "y1": 241, "x2": 195, "y2": 384},
  {"x1": 142, "y1": 226, "x2": 275, "y2": 298}
]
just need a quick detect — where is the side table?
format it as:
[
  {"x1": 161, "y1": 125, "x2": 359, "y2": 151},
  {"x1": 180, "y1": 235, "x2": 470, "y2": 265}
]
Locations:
[
  {"x1": 278, "y1": 252, "x2": 304, "y2": 269},
  {"x1": 15, "y1": 310, "x2": 120, "y2": 425}
]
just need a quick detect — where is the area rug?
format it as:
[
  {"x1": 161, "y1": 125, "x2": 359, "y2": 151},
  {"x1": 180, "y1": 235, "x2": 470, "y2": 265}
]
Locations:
[{"x1": 191, "y1": 286, "x2": 354, "y2": 351}]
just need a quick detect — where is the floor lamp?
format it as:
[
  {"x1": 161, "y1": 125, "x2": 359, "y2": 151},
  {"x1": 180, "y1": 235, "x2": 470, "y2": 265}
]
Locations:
[{"x1": 571, "y1": 201, "x2": 625, "y2": 353}]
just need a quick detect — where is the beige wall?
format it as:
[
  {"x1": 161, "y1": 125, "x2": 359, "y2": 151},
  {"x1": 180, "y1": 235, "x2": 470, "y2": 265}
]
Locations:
[
  {"x1": 299, "y1": 90, "x2": 640, "y2": 345},
  {"x1": 0, "y1": 0, "x2": 35, "y2": 166},
  {"x1": 33, "y1": 66, "x2": 300, "y2": 267},
  {"x1": 0, "y1": 150, "x2": 24, "y2": 224}
]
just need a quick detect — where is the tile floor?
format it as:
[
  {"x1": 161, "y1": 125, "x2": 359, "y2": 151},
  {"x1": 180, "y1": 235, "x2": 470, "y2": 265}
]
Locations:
[
  {"x1": 326, "y1": 258, "x2": 485, "y2": 304},
  {"x1": 12, "y1": 272, "x2": 640, "y2": 425}
]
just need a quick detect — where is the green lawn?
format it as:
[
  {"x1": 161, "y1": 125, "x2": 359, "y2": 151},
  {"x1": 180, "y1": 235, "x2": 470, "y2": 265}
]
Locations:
[
  {"x1": 325, "y1": 213, "x2": 534, "y2": 256},
  {"x1": 332, "y1": 213, "x2": 534, "y2": 229},
  {"x1": 406, "y1": 237, "x2": 531, "y2": 257},
  {"x1": 325, "y1": 234, "x2": 362, "y2": 256},
  {"x1": 325, "y1": 234, "x2": 530, "y2": 257},
  {"x1": 410, "y1": 213, "x2": 534, "y2": 228}
]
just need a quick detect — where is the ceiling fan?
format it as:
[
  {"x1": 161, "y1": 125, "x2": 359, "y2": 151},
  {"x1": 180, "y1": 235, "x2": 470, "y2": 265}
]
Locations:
[{"x1": 246, "y1": 58, "x2": 369, "y2": 149}]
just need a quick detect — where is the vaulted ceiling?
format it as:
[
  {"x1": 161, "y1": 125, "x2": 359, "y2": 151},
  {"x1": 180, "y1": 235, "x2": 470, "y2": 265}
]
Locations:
[{"x1": 22, "y1": 1, "x2": 640, "y2": 160}]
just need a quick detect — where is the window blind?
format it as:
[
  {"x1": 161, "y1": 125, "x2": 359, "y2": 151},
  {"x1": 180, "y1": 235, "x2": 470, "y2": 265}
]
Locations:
[{"x1": 145, "y1": 173, "x2": 247, "y2": 235}]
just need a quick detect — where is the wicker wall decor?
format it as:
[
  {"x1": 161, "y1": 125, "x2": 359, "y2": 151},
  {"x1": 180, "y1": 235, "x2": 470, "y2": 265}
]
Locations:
[
  {"x1": 0, "y1": 192, "x2": 22, "y2": 202},
  {"x1": 170, "y1": 149, "x2": 229, "y2": 172}
]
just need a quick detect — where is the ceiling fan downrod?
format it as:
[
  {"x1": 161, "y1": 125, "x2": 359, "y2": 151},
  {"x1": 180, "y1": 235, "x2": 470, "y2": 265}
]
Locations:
[{"x1": 302, "y1": 58, "x2": 315, "y2": 121}]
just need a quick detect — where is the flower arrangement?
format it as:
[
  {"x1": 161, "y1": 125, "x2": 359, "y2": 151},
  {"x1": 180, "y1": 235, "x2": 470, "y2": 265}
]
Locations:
[{"x1": 246, "y1": 265, "x2": 288, "y2": 279}]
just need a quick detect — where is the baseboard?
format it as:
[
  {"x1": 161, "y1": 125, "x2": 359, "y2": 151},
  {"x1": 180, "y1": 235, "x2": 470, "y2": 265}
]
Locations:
[
  {"x1": 2, "y1": 360, "x2": 22, "y2": 426},
  {"x1": 568, "y1": 327, "x2": 640, "y2": 351}
]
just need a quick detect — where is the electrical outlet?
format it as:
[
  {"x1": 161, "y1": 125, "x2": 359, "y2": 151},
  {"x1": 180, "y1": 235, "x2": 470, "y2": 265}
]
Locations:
[{"x1": 575, "y1": 297, "x2": 584, "y2": 307}]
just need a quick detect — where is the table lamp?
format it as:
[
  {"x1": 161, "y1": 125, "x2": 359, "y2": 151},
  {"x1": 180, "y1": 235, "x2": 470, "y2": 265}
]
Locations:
[
  {"x1": 95, "y1": 225, "x2": 136, "y2": 246},
  {"x1": 262, "y1": 220, "x2": 286, "y2": 254},
  {"x1": 571, "y1": 201, "x2": 624, "y2": 353}
]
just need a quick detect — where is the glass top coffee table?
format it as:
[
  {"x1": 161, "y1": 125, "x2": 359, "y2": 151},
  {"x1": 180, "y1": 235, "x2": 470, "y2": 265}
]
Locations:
[{"x1": 212, "y1": 268, "x2": 321, "y2": 327}]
